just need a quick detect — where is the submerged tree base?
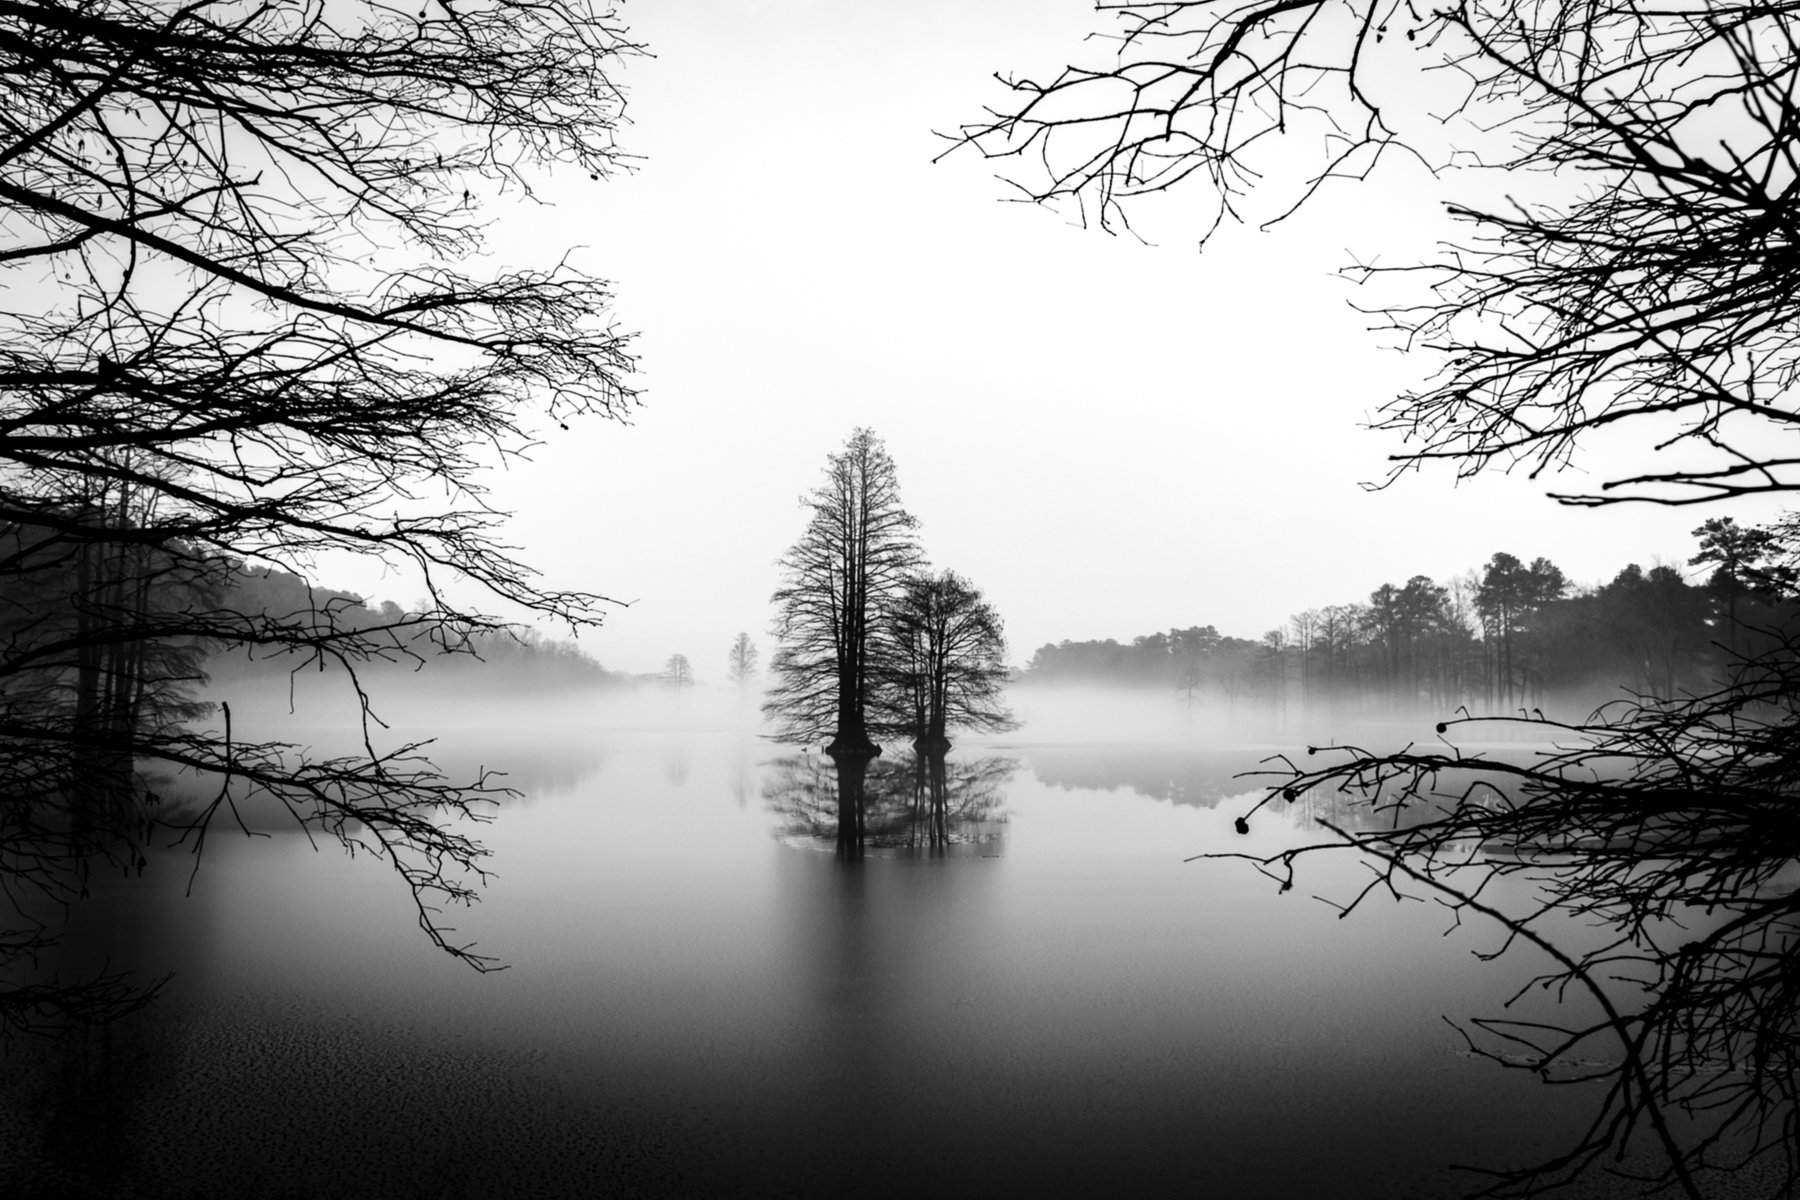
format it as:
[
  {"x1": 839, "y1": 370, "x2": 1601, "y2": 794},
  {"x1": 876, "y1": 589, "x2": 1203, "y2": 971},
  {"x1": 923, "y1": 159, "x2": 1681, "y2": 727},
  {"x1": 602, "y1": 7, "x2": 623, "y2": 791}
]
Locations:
[{"x1": 825, "y1": 746, "x2": 873, "y2": 860}]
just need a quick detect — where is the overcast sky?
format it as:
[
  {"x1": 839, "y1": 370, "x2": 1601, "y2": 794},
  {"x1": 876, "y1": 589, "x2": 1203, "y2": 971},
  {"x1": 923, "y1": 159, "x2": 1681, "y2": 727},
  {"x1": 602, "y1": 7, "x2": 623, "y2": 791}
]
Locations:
[{"x1": 348, "y1": 0, "x2": 1789, "y2": 677}]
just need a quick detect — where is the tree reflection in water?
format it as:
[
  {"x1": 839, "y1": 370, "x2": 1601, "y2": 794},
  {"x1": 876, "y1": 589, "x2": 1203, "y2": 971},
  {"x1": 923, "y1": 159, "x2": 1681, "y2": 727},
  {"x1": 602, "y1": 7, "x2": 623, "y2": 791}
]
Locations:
[{"x1": 764, "y1": 750, "x2": 1012, "y2": 858}]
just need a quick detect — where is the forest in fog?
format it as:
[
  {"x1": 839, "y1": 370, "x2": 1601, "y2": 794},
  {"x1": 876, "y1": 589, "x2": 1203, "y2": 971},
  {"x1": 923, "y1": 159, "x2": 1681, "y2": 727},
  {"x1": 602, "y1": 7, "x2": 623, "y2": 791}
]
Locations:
[
  {"x1": 189, "y1": 510, "x2": 1794, "y2": 738},
  {"x1": 20, "y1": 496, "x2": 1791, "y2": 755},
  {"x1": 1023, "y1": 519, "x2": 1792, "y2": 724},
  {"x1": 202, "y1": 566, "x2": 620, "y2": 702},
  {"x1": 10, "y1": 1, "x2": 1800, "y2": 1196}
]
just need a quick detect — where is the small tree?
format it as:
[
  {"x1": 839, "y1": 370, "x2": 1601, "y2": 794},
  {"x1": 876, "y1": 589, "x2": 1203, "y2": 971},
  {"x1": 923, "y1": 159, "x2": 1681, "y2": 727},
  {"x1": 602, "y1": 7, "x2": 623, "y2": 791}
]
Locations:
[
  {"x1": 661, "y1": 654, "x2": 693, "y2": 692},
  {"x1": 882, "y1": 569, "x2": 1015, "y2": 753},
  {"x1": 764, "y1": 429, "x2": 920, "y2": 757},
  {"x1": 727, "y1": 632, "x2": 759, "y2": 688}
]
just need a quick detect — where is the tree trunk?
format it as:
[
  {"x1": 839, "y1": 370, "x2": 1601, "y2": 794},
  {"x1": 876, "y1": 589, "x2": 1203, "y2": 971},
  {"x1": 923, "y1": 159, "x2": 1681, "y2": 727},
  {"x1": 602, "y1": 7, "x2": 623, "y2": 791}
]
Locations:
[
  {"x1": 927, "y1": 751, "x2": 950, "y2": 852},
  {"x1": 828, "y1": 744, "x2": 876, "y2": 860}
]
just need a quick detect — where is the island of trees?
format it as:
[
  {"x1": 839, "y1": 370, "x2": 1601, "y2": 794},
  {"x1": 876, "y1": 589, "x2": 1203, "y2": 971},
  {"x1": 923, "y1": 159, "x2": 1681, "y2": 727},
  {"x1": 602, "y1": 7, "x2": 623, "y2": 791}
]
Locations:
[{"x1": 762, "y1": 428, "x2": 1014, "y2": 857}]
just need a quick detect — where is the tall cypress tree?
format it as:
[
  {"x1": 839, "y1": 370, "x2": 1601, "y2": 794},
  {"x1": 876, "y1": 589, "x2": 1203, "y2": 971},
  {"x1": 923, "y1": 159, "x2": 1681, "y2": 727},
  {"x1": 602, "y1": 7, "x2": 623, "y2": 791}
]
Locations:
[{"x1": 764, "y1": 429, "x2": 920, "y2": 758}]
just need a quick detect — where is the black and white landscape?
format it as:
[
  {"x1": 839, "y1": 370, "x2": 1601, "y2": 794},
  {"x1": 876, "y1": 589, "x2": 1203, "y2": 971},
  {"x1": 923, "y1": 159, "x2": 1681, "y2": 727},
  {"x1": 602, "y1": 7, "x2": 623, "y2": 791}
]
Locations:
[{"x1": 3, "y1": 3, "x2": 1799, "y2": 1199}]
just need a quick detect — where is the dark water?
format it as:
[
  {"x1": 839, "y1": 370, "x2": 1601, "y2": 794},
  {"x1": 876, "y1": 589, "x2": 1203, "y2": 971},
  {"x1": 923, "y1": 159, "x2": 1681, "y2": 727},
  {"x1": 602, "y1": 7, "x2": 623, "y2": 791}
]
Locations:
[{"x1": 0, "y1": 726, "x2": 1686, "y2": 1199}]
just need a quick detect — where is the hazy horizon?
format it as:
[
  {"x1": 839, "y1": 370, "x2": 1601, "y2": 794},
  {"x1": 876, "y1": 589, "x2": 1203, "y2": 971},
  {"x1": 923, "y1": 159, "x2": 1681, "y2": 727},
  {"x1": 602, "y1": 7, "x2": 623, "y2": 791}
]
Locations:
[{"x1": 285, "y1": 0, "x2": 1783, "y2": 678}]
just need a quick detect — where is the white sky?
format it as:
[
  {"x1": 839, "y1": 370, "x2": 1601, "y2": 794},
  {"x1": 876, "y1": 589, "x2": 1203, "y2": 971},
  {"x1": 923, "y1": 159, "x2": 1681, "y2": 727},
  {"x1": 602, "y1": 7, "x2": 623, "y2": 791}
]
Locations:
[{"x1": 348, "y1": 0, "x2": 1790, "y2": 677}]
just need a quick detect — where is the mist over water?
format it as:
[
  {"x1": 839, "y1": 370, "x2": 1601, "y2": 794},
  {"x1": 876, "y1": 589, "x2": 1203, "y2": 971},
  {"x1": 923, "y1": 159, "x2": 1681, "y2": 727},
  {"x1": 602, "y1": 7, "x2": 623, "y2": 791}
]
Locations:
[
  {"x1": 6, "y1": 0, "x2": 1790, "y2": 1195},
  {"x1": 0, "y1": 682, "x2": 1713, "y2": 1199}
]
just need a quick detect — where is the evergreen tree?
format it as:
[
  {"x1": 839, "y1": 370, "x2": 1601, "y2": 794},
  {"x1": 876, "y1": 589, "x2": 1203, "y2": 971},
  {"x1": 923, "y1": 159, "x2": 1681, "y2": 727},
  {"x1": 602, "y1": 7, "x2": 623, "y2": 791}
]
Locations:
[{"x1": 1691, "y1": 517, "x2": 1796, "y2": 656}]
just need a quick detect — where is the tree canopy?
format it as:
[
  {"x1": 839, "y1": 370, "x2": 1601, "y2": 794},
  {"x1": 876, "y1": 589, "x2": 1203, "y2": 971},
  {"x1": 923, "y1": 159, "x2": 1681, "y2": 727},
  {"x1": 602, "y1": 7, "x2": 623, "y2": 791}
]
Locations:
[
  {"x1": 764, "y1": 428, "x2": 922, "y2": 756},
  {"x1": 762, "y1": 431, "x2": 1015, "y2": 856},
  {"x1": 0, "y1": 0, "x2": 641, "y2": 1021},
  {"x1": 963, "y1": 5, "x2": 1800, "y2": 1194},
  {"x1": 881, "y1": 568, "x2": 1016, "y2": 752},
  {"x1": 957, "y1": 2, "x2": 1800, "y2": 506}
]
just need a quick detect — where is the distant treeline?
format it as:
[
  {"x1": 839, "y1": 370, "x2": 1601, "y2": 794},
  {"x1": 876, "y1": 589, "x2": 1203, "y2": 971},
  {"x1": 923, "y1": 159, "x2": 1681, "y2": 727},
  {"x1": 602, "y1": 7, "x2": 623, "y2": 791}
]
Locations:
[
  {"x1": 1023, "y1": 525, "x2": 1795, "y2": 718},
  {"x1": 205, "y1": 565, "x2": 621, "y2": 695}
]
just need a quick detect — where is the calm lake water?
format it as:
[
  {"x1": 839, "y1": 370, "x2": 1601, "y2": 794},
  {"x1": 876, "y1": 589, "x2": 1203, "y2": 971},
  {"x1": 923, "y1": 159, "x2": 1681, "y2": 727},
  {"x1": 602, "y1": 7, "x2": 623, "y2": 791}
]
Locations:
[{"x1": 1, "y1": 718, "x2": 1689, "y2": 1199}]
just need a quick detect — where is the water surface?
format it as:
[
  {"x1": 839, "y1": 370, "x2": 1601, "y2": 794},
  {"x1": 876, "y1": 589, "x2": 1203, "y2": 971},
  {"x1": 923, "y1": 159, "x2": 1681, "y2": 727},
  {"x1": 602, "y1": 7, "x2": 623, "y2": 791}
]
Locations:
[{"x1": 1, "y1": 725, "x2": 1674, "y2": 1199}]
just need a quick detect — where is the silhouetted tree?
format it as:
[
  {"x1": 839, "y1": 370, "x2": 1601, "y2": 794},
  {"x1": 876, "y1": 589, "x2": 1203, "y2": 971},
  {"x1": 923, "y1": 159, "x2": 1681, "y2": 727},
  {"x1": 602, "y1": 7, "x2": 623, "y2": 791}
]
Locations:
[
  {"x1": 1022, "y1": 550, "x2": 1730, "y2": 722},
  {"x1": 1552, "y1": 563, "x2": 1710, "y2": 698},
  {"x1": 1691, "y1": 517, "x2": 1794, "y2": 656},
  {"x1": 1287, "y1": 609, "x2": 1318, "y2": 715},
  {"x1": 1363, "y1": 584, "x2": 1406, "y2": 698},
  {"x1": 764, "y1": 429, "x2": 921, "y2": 758},
  {"x1": 1227, "y1": 672, "x2": 1800, "y2": 1199},
  {"x1": 0, "y1": 0, "x2": 642, "y2": 1014},
  {"x1": 0, "y1": 501, "x2": 218, "y2": 822},
  {"x1": 881, "y1": 569, "x2": 1016, "y2": 752},
  {"x1": 1255, "y1": 627, "x2": 1287, "y2": 716},
  {"x1": 1440, "y1": 572, "x2": 1483, "y2": 708},
  {"x1": 727, "y1": 632, "x2": 759, "y2": 688},
  {"x1": 1313, "y1": 605, "x2": 1354, "y2": 705},
  {"x1": 1476, "y1": 554, "x2": 1567, "y2": 711},
  {"x1": 957, "y1": 3, "x2": 1800, "y2": 506},
  {"x1": 966, "y1": 5, "x2": 1800, "y2": 1193}
]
